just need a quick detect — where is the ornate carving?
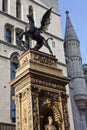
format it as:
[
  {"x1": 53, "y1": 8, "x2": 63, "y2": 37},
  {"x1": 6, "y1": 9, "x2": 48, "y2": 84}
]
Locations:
[
  {"x1": 16, "y1": 110, "x2": 20, "y2": 130},
  {"x1": 22, "y1": 57, "x2": 28, "y2": 66},
  {"x1": 15, "y1": 93, "x2": 21, "y2": 130},
  {"x1": 15, "y1": 76, "x2": 30, "y2": 93},
  {"x1": 52, "y1": 105, "x2": 63, "y2": 129},
  {"x1": 61, "y1": 93, "x2": 70, "y2": 130},
  {"x1": 39, "y1": 100, "x2": 63, "y2": 130},
  {"x1": 27, "y1": 90, "x2": 33, "y2": 130},
  {"x1": 22, "y1": 101, "x2": 28, "y2": 130},
  {"x1": 21, "y1": 88, "x2": 31, "y2": 101},
  {"x1": 32, "y1": 96, "x2": 39, "y2": 130},
  {"x1": 15, "y1": 87, "x2": 33, "y2": 130},
  {"x1": 23, "y1": 108, "x2": 27, "y2": 124},
  {"x1": 39, "y1": 90, "x2": 64, "y2": 130},
  {"x1": 31, "y1": 78, "x2": 65, "y2": 90},
  {"x1": 34, "y1": 54, "x2": 56, "y2": 66},
  {"x1": 15, "y1": 93, "x2": 21, "y2": 104},
  {"x1": 42, "y1": 98, "x2": 51, "y2": 107}
]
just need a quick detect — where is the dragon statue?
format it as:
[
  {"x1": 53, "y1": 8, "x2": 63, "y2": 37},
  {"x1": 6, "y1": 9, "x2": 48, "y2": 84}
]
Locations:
[{"x1": 19, "y1": 5, "x2": 53, "y2": 55}]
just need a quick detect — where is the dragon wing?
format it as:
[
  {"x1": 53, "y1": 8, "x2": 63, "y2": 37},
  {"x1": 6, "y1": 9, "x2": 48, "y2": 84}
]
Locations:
[{"x1": 39, "y1": 7, "x2": 53, "y2": 33}]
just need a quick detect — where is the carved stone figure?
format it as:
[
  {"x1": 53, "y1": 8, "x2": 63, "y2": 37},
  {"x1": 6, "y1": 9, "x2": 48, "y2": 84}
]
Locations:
[
  {"x1": 44, "y1": 116, "x2": 56, "y2": 130},
  {"x1": 19, "y1": 5, "x2": 53, "y2": 55}
]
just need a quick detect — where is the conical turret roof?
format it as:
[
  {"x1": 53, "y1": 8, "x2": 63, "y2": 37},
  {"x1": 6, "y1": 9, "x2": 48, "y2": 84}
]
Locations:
[{"x1": 64, "y1": 11, "x2": 79, "y2": 42}]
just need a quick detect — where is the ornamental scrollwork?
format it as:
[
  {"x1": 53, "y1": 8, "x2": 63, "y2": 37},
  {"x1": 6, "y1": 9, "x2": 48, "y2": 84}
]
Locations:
[
  {"x1": 15, "y1": 93, "x2": 21, "y2": 104},
  {"x1": 21, "y1": 88, "x2": 31, "y2": 100},
  {"x1": 61, "y1": 93, "x2": 70, "y2": 130},
  {"x1": 34, "y1": 54, "x2": 57, "y2": 66},
  {"x1": 21, "y1": 57, "x2": 28, "y2": 66},
  {"x1": 31, "y1": 78, "x2": 65, "y2": 90},
  {"x1": 32, "y1": 96, "x2": 39, "y2": 130}
]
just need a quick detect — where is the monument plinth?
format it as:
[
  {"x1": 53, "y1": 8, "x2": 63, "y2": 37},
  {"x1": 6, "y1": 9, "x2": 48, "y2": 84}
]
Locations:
[{"x1": 10, "y1": 50, "x2": 70, "y2": 130}]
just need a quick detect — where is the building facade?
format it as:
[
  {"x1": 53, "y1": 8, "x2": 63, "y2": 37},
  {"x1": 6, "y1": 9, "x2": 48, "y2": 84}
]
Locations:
[{"x1": 0, "y1": 0, "x2": 72, "y2": 127}]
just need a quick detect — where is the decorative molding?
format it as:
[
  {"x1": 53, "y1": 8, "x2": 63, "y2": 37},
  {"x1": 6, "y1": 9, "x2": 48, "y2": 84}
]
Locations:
[
  {"x1": 74, "y1": 94, "x2": 87, "y2": 102},
  {"x1": 15, "y1": 76, "x2": 30, "y2": 93},
  {"x1": 27, "y1": 91, "x2": 33, "y2": 130},
  {"x1": 22, "y1": 57, "x2": 28, "y2": 65},
  {"x1": 15, "y1": 93, "x2": 21, "y2": 130},
  {"x1": 21, "y1": 88, "x2": 31, "y2": 101},
  {"x1": 34, "y1": 54, "x2": 57, "y2": 67},
  {"x1": 31, "y1": 78, "x2": 65, "y2": 91},
  {"x1": 32, "y1": 96, "x2": 40, "y2": 130},
  {"x1": 22, "y1": 101, "x2": 28, "y2": 130},
  {"x1": 15, "y1": 93, "x2": 21, "y2": 104}
]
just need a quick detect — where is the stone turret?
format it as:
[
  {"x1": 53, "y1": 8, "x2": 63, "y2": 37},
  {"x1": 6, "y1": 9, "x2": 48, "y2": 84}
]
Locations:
[
  {"x1": 83, "y1": 64, "x2": 87, "y2": 87},
  {"x1": 64, "y1": 11, "x2": 87, "y2": 130}
]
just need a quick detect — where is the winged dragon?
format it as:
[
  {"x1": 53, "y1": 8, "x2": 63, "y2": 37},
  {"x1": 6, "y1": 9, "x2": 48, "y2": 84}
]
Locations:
[{"x1": 19, "y1": 6, "x2": 53, "y2": 55}]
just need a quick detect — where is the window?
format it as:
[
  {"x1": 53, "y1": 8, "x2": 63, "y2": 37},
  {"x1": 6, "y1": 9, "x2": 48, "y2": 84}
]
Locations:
[
  {"x1": 16, "y1": 32, "x2": 20, "y2": 45},
  {"x1": 11, "y1": 62, "x2": 18, "y2": 79},
  {"x1": 16, "y1": 0, "x2": 21, "y2": 18},
  {"x1": 11, "y1": 100, "x2": 15, "y2": 122},
  {"x1": 11, "y1": 53, "x2": 19, "y2": 122},
  {"x1": 15, "y1": 28, "x2": 23, "y2": 46},
  {"x1": 2, "y1": 0, "x2": 8, "y2": 12},
  {"x1": 5, "y1": 28, "x2": 11, "y2": 43},
  {"x1": 5, "y1": 23, "x2": 14, "y2": 43}
]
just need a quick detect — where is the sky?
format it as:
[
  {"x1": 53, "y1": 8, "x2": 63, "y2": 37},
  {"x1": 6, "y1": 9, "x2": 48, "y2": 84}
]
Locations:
[{"x1": 59, "y1": 0, "x2": 87, "y2": 64}]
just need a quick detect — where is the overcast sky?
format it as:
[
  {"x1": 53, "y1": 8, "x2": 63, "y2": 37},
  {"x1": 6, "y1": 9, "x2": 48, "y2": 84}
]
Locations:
[{"x1": 59, "y1": 0, "x2": 87, "y2": 64}]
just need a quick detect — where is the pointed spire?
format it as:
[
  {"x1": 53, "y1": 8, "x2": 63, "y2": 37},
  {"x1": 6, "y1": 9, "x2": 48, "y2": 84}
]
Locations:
[{"x1": 64, "y1": 10, "x2": 79, "y2": 42}]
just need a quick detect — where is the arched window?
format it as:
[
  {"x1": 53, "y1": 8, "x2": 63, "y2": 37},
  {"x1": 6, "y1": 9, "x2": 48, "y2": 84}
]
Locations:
[
  {"x1": 16, "y1": 0, "x2": 21, "y2": 18},
  {"x1": 10, "y1": 53, "x2": 19, "y2": 122},
  {"x1": 2, "y1": 0, "x2": 8, "y2": 12},
  {"x1": 11, "y1": 55, "x2": 19, "y2": 79}
]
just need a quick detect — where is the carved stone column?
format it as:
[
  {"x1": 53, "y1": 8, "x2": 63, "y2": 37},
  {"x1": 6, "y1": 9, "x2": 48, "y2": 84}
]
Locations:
[
  {"x1": 32, "y1": 87, "x2": 41, "y2": 130},
  {"x1": 15, "y1": 93, "x2": 21, "y2": 130},
  {"x1": 21, "y1": 88, "x2": 33, "y2": 130},
  {"x1": 14, "y1": 87, "x2": 33, "y2": 130}
]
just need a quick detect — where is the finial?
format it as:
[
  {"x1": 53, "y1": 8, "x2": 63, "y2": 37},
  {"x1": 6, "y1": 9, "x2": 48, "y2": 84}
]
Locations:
[{"x1": 66, "y1": 10, "x2": 69, "y2": 16}]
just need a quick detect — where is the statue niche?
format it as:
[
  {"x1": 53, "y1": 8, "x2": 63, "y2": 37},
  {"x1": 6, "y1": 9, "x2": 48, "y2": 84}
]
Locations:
[
  {"x1": 40, "y1": 102, "x2": 59, "y2": 130},
  {"x1": 19, "y1": 5, "x2": 53, "y2": 55},
  {"x1": 44, "y1": 116, "x2": 56, "y2": 130}
]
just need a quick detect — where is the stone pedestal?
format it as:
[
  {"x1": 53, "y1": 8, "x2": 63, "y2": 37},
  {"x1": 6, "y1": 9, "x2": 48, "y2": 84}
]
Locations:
[{"x1": 9, "y1": 50, "x2": 70, "y2": 130}]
